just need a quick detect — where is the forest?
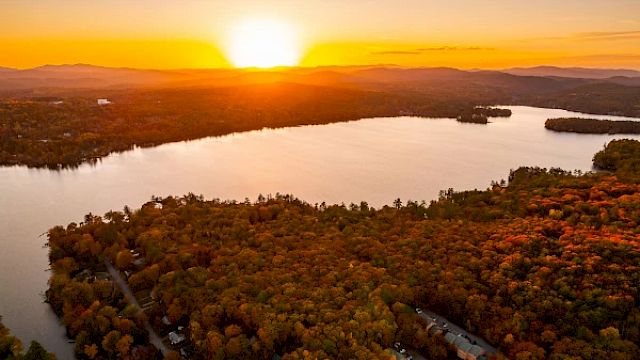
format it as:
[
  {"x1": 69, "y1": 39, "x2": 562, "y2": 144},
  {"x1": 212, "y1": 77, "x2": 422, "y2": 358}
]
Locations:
[
  {"x1": 545, "y1": 118, "x2": 640, "y2": 135},
  {"x1": 529, "y1": 83, "x2": 640, "y2": 118},
  {"x1": 456, "y1": 107, "x2": 512, "y2": 124},
  {"x1": 1, "y1": 65, "x2": 639, "y2": 169},
  {"x1": 0, "y1": 84, "x2": 499, "y2": 169},
  {"x1": 0, "y1": 317, "x2": 56, "y2": 360},
  {"x1": 592, "y1": 139, "x2": 640, "y2": 179},
  {"x1": 45, "y1": 140, "x2": 640, "y2": 360}
]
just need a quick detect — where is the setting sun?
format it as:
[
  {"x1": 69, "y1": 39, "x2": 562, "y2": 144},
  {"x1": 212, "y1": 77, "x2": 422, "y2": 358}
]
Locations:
[{"x1": 226, "y1": 18, "x2": 300, "y2": 68}]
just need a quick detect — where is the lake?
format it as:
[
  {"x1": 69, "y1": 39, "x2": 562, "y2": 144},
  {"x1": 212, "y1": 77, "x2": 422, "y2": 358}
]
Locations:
[{"x1": 1, "y1": 106, "x2": 639, "y2": 357}]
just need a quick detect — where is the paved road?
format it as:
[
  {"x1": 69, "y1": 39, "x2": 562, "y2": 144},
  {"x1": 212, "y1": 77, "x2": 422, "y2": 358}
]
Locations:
[
  {"x1": 418, "y1": 309, "x2": 497, "y2": 355},
  {"x1": 105, "y1": 260, "x2": 169, "y2": 356}
]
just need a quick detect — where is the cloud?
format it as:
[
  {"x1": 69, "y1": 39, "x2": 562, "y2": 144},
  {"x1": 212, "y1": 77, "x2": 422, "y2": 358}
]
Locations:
[
  {"x1": 518, "y1": 30, "x2": 640, "y2": 43},
  {"x1": 371, "y1": 46, "x2": 493, "y2": 56},
  {"x1": 370, "y1": 50, "x2": 422, "y2": 55},
  {"x1": 574, "y1": 30, "x2": 640, "y2": 41},
  {"x1": 417, "y1": 46, "x2": 492, "y2": 51}
]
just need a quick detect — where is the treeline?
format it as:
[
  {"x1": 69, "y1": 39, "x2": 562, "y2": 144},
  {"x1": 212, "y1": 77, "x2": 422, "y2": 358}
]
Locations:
[
  {"x1": 545, "y1": 118, "x2": 640, "y2": 134},
  {"x1": 0, "y1": 317, "x2": 56, "y2": 360},
  {"x1": 530, "y1": 83, "x2": 640, "y2": 118},
  {"x1": 456, "y1": 107, "x2": 512, "y2": 124},
  {"x1": 593, "y1": 139, "x2": 640, "y2": 179},
  {"x1": 46, "y1": 141, "x2": 640, "y2": 359},
  {"x1": 0, "y1": 84, "x2": 496, "y2": 169}
]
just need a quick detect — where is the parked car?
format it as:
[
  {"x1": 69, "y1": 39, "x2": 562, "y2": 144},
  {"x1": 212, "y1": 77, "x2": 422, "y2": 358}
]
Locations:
[{"x1": 415, "y1": 307, "x2": 423, "y2": 314}]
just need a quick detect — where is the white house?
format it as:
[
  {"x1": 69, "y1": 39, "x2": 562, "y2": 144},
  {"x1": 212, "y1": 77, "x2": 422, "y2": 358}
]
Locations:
[{"x1": 97, "y1": 98, "x2": 111, "y2": 105}]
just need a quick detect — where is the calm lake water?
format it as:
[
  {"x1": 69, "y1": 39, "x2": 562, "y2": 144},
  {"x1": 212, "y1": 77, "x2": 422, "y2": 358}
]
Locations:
[{"x1": 1, "y1": 106, "x2": 640, "y2": 357}]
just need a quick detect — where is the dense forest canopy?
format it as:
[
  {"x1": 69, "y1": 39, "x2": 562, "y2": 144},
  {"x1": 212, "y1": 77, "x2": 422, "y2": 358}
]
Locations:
[
  {"x1": 46, "y1": 141, "x2": 640, "y2": 360},
  {"x1": 593, "y1": 139, "x2": 640, "y2": 179},
  {"x1": 545, "y1": 118, "x2": 640, "y2": 135}
]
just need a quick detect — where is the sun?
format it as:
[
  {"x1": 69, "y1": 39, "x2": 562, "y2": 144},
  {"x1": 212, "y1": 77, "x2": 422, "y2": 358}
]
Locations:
[{"x1": 226, "y1": 18, "x2": 301, "y2": 68}]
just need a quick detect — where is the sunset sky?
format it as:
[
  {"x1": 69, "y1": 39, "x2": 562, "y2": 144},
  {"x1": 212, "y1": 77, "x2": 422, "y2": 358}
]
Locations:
[{"x1": 1, "y1": 0, "x2": 639, "y2": 69}]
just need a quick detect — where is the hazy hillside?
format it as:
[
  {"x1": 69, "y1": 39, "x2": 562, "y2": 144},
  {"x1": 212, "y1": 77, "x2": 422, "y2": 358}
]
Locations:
[
  {"x1": 1, "y1": 64, "x2": 638, "y2": 92},
  {"x1": 504, "y1": 66, "x2": 640, "y2": 79},
  {"x1": 0, "y1": 64, "x2": 201, "y2": 89},
  {"x1": 604, "y1": 76, "x2": 640, "y2": 87}
]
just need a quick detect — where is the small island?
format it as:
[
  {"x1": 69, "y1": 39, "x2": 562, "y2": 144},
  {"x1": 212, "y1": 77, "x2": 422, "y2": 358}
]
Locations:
[
  {"x1": 545, "y1": 117, "x2": 640, "y2": 134},
  {"x1": 456, "y1": 107, "x2": 512, "y2": 124}
]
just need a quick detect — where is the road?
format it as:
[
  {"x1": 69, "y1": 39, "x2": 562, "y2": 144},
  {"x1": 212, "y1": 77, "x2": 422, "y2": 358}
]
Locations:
[
  {"x1": 105, "y1": 260, "x2": 169, "y2": 356},
  {"x1": 418, "y1": 308, "x2": 497, "y2": 355}
]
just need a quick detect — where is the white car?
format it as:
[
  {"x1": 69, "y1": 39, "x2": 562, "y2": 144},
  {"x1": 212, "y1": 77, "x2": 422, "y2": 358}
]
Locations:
[{"x1": 415, "y1": 307, "x2": 423, "y2": 314}]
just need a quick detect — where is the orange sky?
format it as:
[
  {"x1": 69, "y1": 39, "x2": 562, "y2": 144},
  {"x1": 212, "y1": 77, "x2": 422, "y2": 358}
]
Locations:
[{"x1": 1, "y1": 0, "x2": 639, "y2": 69}]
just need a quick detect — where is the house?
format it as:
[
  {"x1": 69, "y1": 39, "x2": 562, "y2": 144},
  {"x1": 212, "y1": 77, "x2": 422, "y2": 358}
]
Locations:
[
  {"x1": 444, "y1": 332, "x2": 457, "y2": 344},
  {"x1": 453, "y1": 336, "x2": 470, "y2": 348},
  {"x1": 444, "y1": 332, "x2": 487, "y2": 360},
  {"x1": 97, "y1": 98, "x2": 111, "y2": 105},
  {"x1": 444, "y1": 333, "x2": 487, "y2": 360},
  {"x1": 168, "y1": 331, "x2": 186, "y2": 345},
  {"x1": 457, "y1": 342, "x2": 474, "y2": 359},
  {"x1": 465, "y1": 345, "x2": 487, "y2": 360}
]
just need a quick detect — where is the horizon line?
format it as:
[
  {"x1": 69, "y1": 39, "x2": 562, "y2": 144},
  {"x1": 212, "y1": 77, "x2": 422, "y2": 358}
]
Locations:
[{"x1": 2, "y1": 63, "x2": 640, "y2": 72}]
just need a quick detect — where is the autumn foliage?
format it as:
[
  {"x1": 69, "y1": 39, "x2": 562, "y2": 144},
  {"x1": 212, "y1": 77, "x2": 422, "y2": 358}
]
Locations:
[
  {"x1": 46, "y1": 142, "x2": 640, "y2": 359},
  {"x1": 0, "y1": 317, "x2": 57, "y2": 360}
]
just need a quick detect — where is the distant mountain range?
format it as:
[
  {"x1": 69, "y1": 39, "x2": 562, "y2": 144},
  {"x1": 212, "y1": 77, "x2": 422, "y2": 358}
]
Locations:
[
  {"x1": 503, "y1": 66, "x2": 640, "y2": 79},
  {"x1": 0, "y1": 64, "x2": 639, "y2": 91},
  {"x1": 1, "y1": 64, "x2": 639, "y2": 118}
]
